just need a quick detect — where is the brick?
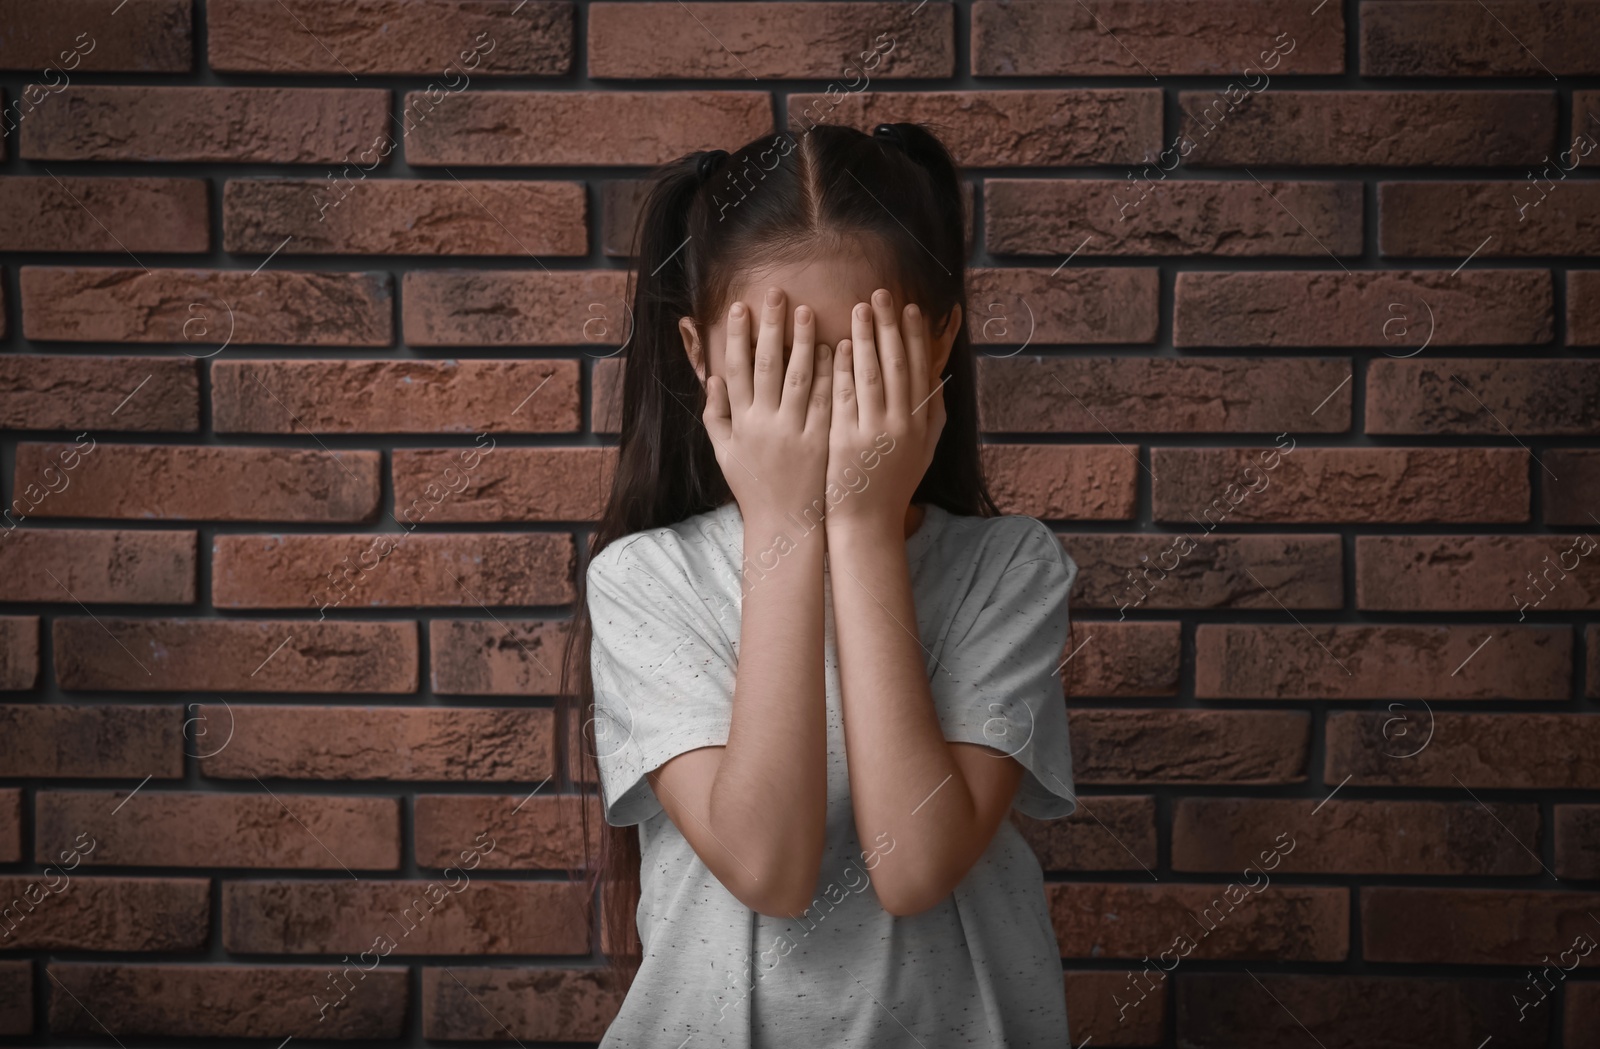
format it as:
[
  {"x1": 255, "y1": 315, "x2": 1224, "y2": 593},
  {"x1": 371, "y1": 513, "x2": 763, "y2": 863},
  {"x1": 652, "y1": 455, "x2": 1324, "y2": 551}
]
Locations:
[
  {"x1": 972, "y1": 0, "x2": 1344, "y2": 76},
  {"x1": 1555, "y1": 805, "x2": 1600, "y2": 879},
  {"x1": 0, "y1": 705, "x2": 179, "y2": 778},
  {"x1": 55, "y1": 619, "x2": 418, "y2": 693},
  {"x1": 17, "y1": 444, "x2": 380, "y2": 522},
  {"x1": 20, "y1": 267, "x2": 393, "y2": 346},
  {"x1": 201, "y1": 705, "x2": 555, "y2": 781},
  {"x1": 0, "y1": 617, "x2": 38, "y2": 690},
  {"x1": 593, "y1": 357, "x2": 625, "y2": 434},
  {"x1": 1152, "y1": 447, "x2": 1530, "y2": 524},
  {"x1": 980, "y1": 445, "x2": 1138, "y2": 520},
  {"x1": 1174, "y1": 270, "x2": 1553, "y2": 347},
  {"x1": 986, "y1": 179, "x2": 1360, "y2": 257},
  {"x1": 415, "y1": 795, "x2": 597, "y2": 870},
  {"x1": 430, "y1": 620, "x2": 568, "y2": 695},
  {"x1": 978, "y1": 356, "x2": 1348, "y2": 432},
  {"x1": 403, "y1": 270, "x2": 630, "y2": 347},
  {"x1": 395, "y1": 448, "x2": 611, "y2": 525},
  {"x1": 21, "y1": 86, "x2": 388, "y2": 163},
  {"x1": 1572, "y1": 271, "x2": 1600, "y2": 345},
  {"x1": 1071, "y1": 709, "x2": 1308, "y2": 785},
  {"x1": 1545, "y1": 451, "x2": 1600, "y2": 525},
  {"x1": 0, "y1": 529, "x2": 195, "y2": 604},
  {"x1": 1016, "y1": 795, "x2": 1157, "y2": 872},
  {"x1": 1064, "y1": 970, "x2": 1165, "y2": 1047},
  {"x1": 1364, "y1": 888, "x2": 1600, "y2": 964},
  {"x1": 1174, "y1": 798, "x2": 1541, "y2": 876},
  {"x1": 1068, "y1": 533, "x2": 1343, "y2": 611},
  {"x1": 1195, "y1": 625, "x2": 1569, "y2": 700},
  {"x1": 213, "y1": 533, "x2": 575, "y2": 609},
  {"x1": 422, "y1": 966, "x2": 625, "y2": 1041},
  {"x1": 212, "y1": 359, "x2": 581, "y2": 434},
  {"x1": 405, "y1": 91, "x2": 770, "y2": 166},
  {"x1": 1369, "y1": 359, "x2": 1600, "y2": 435},
  {"x1": 1326, "y1": 712, "x2": 1600, "y2": 789},
  {"x1": 1380, "y1": 183, "x2": 1600, "y2": 257},
  {"x1": 1571, "y1": 984, "x2": 1600, "y2": 1048},
  {"x1": 37, "y1": 791, "x2": 401, "y2": 870},
  {"x1": 223, "y1": 879, "x2": 588, "y2": 954},
  {"x1": 1182, "y1": 91, "x2": 1557, "y2": 166},
  {"x1": 48, "y1": 962, "x2": 407, "y2": 1038},
  {"x1": 969, "y1": 269, "x2": 1159, "y2": 347},
  {"x1": 209, "y1": 0, "x2": 571, "y2": 76},
  {"x1": 594, "y1": 1, "x2": 949, "y2": 77},
  {"x1": 0, "y1": 0, "x2": 191, "y2": 71},
  {"x1": 1357, "y1": 535, "x2": 1600, "y2": 612},
  {"x1": 0, "y1": 960, "x2": 28, "y2": 1034},
  {"x1": 0, "y1": 356, "x2": 198, "y2": 431},
  {"x1": 789, "y1": 90, "x2": 1162, "y2": 166},
  {"x1": 1060, "y1": 621, "x2": 1180, "y2": 698},
  {"x1": 1176, "y1": 974, "x2": 1545, "y2": 1049},
  {"x1": 1048, "y1": 883, "x2": 1348, "y2": 961},
  {"x1": 1362, "y1": 0, "x2": 1600, "y2": 76},
  {"x1": 225, "y1": 178, "x2": 585, "y2": 256},
  {"x1": 0, "y1": 789, "x2": 19, "y2": 863},
  {"x1": 0, "y1": 177, "x2": 207, "y2": 252},
  {"x1": 0, "y1": 876, "x2": 207, "y2": 950},
  {"x1": 600, "y1": 179, "x2": 653, "y2": 257}
]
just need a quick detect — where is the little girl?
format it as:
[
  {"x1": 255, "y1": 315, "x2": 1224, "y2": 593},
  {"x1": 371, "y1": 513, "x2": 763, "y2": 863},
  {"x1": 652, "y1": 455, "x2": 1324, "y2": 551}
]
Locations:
[{"x1": 564, "y1": 122, "x2": 1079, "y2": 1047}]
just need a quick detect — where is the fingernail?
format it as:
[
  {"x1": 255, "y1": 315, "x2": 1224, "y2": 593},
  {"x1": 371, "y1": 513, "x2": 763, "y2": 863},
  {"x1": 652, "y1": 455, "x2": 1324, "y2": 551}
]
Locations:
[
  {"x1": 855, "y1": 303, "x2": 870, "y2": 320},
  {"x1": 906, "y1": 304, "x2": 920, "y2": 320},
  {"x1": 766, "y1": 287, "x2": 782, "y2": 306},
  {"x1": 730, "y1": 302, "x2": 745, "y2": 319},
  {"x1": 795, "y1": 305, "x2": 811, "y2": 323}
]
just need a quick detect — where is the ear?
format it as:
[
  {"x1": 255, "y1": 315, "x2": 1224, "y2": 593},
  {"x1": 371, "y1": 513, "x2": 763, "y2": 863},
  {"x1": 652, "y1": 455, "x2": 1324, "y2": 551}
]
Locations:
[
  {"x1": 679, "y1": 316, "x2": 706, "y2": 383},
  {"x1": 930, "y1": 303, "x2": 961, "y2": 377}
]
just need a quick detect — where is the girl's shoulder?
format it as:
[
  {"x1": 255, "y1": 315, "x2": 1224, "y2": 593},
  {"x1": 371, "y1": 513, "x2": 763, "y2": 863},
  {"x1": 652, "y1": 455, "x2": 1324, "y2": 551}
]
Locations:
[
  {"x1": 927, "y1": 507, "x2": 1078, "y2": 588},
  {"x1": 586, "y1": 502, "x2": 741, "y2": 592}
]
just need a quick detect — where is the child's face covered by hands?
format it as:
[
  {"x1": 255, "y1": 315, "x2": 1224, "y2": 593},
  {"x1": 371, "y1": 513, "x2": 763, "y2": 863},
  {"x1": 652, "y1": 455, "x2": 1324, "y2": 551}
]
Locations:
[
  {"x1": 677, "y1": 249, "x2": 956, "y2": 386},
  {"x1": 681, "y1": 247, "x2": 963, "y2": 534}
]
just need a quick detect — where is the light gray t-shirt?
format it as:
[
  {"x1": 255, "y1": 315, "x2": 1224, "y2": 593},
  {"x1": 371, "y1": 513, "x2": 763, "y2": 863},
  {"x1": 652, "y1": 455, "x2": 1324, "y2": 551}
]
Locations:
[{"x1": 588, "y1": 500, "x2": 1079, "y2": 1048}]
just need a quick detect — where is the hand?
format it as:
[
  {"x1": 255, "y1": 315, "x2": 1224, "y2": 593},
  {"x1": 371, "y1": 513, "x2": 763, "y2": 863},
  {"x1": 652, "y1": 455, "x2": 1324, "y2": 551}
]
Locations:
[
  {"x1": 703, "y1": 287, "x2": 833, "y2": 526},
  {"x1": 826, "y1": 288, "x2": 946, "y2": 531}
]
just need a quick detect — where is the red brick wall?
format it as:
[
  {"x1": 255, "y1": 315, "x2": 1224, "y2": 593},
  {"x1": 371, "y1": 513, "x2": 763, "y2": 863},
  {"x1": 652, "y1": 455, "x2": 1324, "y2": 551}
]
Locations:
[{"x1": 2, "y1": 0, "x2": 1598, "y2": 1044}]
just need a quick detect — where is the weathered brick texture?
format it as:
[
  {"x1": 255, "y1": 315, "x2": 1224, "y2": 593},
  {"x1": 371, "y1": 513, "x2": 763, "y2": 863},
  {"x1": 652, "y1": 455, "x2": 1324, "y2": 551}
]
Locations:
[{"x1": 3, "y1": 0, "x2": 1595, "y2": 1045}]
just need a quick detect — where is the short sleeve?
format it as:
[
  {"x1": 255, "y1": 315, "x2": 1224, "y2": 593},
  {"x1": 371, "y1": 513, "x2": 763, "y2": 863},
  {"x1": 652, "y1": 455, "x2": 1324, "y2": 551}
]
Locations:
[
  {"x1": 927, "y1": 525, "x2": 1078, "y2": 820},
  {"x1": 586, "y1": 535, "x2": 737, "y2": 827}
]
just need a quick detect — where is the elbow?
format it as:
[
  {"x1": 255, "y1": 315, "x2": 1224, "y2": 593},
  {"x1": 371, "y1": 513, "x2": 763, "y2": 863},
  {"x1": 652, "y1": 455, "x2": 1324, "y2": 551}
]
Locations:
[
  {"x1": 729, "y1": 854, "x2": 825, "y2": 920},
  {"x1": 872, "y1": 876, "x2": 953, "y2": 918}
]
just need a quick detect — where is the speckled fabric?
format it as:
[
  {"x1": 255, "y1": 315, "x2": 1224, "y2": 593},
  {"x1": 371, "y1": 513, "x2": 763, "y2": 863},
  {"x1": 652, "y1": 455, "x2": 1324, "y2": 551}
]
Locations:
[{"x1": 588, "y1": 500, "x2": 1079, "y2": 1048}]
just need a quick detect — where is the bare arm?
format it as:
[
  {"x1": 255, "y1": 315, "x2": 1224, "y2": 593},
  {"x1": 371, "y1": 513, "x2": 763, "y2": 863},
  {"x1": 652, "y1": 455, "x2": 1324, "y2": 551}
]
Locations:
[
  {"x1": 826, "y1": 290, "x2": 1023, "y2": 917},
  {"x1": 646, "y1": 289, "x2": 833, "y2": 917},
  {"x1": 827, "y1": 517, "x2": 1024, "y2": 916}
]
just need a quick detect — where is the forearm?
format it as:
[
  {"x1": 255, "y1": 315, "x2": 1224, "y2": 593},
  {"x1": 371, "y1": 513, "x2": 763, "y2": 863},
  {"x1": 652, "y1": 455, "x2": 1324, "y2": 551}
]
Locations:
[
  {"x1": 828, "y1": 518, "x2": 989, "y2": 915},
  {"x1": 706, "y1": 510, "x2": 829, "y2": 908}
]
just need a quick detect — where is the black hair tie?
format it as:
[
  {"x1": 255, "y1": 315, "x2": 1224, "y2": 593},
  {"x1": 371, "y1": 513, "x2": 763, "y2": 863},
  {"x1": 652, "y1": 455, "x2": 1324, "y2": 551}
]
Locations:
[
  {"x1": 696, "y1": 148, "x2": 729, "y2": 183},
  {"x1": 872, "y1": 123, "x2": 905, "y2": 148}
]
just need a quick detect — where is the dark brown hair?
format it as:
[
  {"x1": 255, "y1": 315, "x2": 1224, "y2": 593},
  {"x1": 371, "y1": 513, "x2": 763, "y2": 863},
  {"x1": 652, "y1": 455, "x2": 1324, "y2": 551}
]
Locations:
[{"x1": 559, "y1": 121, "x2": 997, "y2": 974}]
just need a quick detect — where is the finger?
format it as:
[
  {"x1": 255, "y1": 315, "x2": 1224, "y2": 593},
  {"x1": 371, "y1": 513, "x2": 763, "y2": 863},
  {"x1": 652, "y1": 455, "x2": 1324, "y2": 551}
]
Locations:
[
  {"x1": 780, "y1": 303, "x2": 815, "y2": 424},
  {"x1": 851, "y1": 300, "x2": 883, "y2": 423},
  {"x1": 703, "y1": 374, "x2": 733, "y2": 446},
  {"x1": 903, "y1": 302, "x2": 931, "y2": 412},
  {"x1": 871, "y1": 288, "x2": 909, "y2": 417},
  {"x1": 723, "y1": 300, "x2": 753, "y2": 411},
  {"x1": 753, "y1": 286, "x2": 787, "y2": 410},
  {"x1": 807, "y1": 342, "x2": 833, "y2": 435},
  {"x1": 833, "y1": 337, "x2": 857, "y2": 432}
]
